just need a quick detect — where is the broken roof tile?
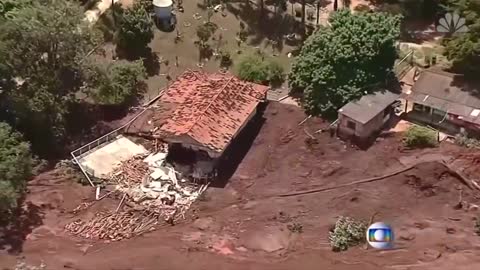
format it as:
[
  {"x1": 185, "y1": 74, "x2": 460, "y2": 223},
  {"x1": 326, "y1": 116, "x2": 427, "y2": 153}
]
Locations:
[{"x1": 156, "y1": 70, "x2": 269, "y2": 154}]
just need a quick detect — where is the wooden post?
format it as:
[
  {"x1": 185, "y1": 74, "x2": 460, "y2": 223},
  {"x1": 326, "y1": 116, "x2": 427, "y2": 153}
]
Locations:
[{"x1": 111, "y1": 0, "x2": 116, "y2": 25}]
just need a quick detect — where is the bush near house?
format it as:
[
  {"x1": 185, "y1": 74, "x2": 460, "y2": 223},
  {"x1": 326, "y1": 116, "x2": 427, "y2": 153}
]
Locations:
[
  {"x1": 403, "y1": 125, "x2": 438, "y2": 148},
  {"x1": 235, "y1": 54, "x2": 285, "y2": 86},
  {"x1": 454, "y1": 134, "x2": 480, "y2": 148}
]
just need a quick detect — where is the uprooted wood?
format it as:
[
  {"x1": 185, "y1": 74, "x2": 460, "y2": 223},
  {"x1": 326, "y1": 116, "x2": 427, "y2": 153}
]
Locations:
[
  {"x1": 65, "y1": 211, "x2": 159, "y2": 241},
  {"x1": 471, "y1": 179, "x2": 480, "y2": 191},
  {"x1": 440, "y1": 161, "x2": 475, "y2": 190},
  {"x1": 278, "y1": 161, "x2": 475, "y2": 198},
  {"x1": 109, "y1": 155, "x2": 150, "y2": 185},
  {"x1": 70, "y1": 202, "x2": 95, "y2": 214},
  {"x1": 304, "y1": 128, "x2": 315, "y2": 140},
  {"x1": 298, "y1": 115, "x2": 312, "y2": 126}
]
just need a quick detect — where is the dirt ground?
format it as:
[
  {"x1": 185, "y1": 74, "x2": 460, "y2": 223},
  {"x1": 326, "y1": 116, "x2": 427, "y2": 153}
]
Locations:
[{"x1": 2, "y1": 102, "x2": 480, "y2": 270}]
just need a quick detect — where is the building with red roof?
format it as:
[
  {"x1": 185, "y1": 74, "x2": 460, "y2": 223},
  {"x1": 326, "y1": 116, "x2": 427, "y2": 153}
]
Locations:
[{"x1": 126, "y1": 70, "x2": 268, "y2": 177}]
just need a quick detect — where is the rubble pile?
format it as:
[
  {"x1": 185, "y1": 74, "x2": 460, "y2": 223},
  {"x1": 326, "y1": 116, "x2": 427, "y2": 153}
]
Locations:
[
  {"x1": 110, "y1": 155, "x2": 150, "y2": 185},
  {"x1": 66, "y1": 150, "x2": 209, "y2": 241},
  {"x1": 65, "y1": 211, "x2": 158, "y2": 241},
  {"x1": 110, "y1": 151, "x2": 209, "y2": 220}
]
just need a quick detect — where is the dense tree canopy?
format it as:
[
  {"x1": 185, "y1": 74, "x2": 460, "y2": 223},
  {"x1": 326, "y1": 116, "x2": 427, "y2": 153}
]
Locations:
[
  {"x1": 85, "y1": 60, "x2": 147, "y2": 106},
  {"x1": 0, "y1": 122, "x2": 32, "y2": 213},
  {"x1": 0, "y1": 0, "x2": 101, "y2": 153},
  {"x1": 442, "y1": 0, "x2": 480, "y2": 77},
  {"x1": 288, "y1": 10, "x2": 401, "y2": 116},
  {"x1": 117, "y1": 2, "x2": 154, "y2": 56},
  {"x1": 235, "y1": 54, "x2": 285, "y2": 86}
]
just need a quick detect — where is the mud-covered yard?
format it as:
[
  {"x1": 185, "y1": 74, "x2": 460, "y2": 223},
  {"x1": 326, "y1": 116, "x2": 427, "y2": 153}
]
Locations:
[{"x1": 1, "y1": 102, "x2": 480, "y2": 270}]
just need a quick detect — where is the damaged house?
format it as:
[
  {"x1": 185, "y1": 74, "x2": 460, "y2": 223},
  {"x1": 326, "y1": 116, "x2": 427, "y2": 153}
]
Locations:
[
  {"x1": 125, "y1": 70, "x2": 269, "y2": 179},
  {"x1": 403, "y1": 69, "x2": 480, "y2": 136}
]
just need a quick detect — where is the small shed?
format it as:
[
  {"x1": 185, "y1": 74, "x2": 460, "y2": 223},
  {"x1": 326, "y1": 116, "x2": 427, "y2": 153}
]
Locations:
[{"x1": 337, "y1": 91, "x2": 400, "y2": 144}]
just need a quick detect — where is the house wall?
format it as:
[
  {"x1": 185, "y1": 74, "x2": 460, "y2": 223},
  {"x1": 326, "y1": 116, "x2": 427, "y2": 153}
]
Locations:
[
  {"x1": 337, "y1": 114, "x2": 361, "y2": 138},
  {"x1": 338, "y1": 108, "x2": 392, "y2": 141},
  {"x1": 405, "y1": 102, "x2": 461, "y2": 135}
]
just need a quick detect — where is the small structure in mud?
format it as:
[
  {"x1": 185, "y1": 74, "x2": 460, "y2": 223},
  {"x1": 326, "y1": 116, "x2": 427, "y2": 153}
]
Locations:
[
  {"x1": 337, "y1": 90, "x2": 401, "y2": 146},
  {"x1": 126, "y1": 70, "x2": 269, "y2": 181}
]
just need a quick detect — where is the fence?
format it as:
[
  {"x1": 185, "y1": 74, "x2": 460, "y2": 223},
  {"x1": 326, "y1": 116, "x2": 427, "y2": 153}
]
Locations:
[
  {"x1": 70, "y1": 88, "x2": 167, "y2": 187},
  {"x1": 394, "y1": 50, "x2": 414, "y2": 80}
]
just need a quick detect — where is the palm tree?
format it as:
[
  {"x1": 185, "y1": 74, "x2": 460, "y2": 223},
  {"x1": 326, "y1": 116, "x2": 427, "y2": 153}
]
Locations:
[
  {"x1": 333, "y1": 0, "x2": 338, "y2": 11},
  {"x1": 316, "y1": 0, "x2": 320, "y2": 25}
]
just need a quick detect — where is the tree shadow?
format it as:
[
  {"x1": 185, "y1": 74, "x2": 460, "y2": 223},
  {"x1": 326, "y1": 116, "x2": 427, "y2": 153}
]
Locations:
[
  {"x1": 399, "y1": 20, "x2": 441, "y2": 44},
  {"x1": 449, "y1": 73, "x2": 480, "y2": 99},
  {"x1": 226, "y1": 2, "x2": 304, "y2": 50},
  {"x1": 140, "y1": 48, "x2": 161, "y2": 77},
  {"x1": 213, "y1": 102, "x2": 267, "y2": 188},
  {"x1": 0, "y1": 202, "x2": 44, "y2": 254}
]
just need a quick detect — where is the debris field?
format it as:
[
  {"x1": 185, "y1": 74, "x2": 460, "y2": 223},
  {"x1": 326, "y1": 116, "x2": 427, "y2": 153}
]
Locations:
[{"x1": 65, "y1": 145, "x2": 209, "y2": 241}]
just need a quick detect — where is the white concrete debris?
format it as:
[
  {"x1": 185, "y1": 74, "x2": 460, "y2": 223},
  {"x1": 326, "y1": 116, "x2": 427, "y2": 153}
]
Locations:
[{"x1": 115, "y1": 151, "x2": 208, "y2": 220}]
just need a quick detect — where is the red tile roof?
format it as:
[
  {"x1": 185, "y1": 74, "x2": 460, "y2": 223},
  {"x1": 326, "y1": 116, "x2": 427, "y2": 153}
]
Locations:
[{"x1": 156, "y1": 70, "x2": 268, "y2": 154}]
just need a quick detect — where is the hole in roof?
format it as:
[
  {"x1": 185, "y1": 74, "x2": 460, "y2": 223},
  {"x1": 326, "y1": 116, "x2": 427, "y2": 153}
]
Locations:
[{"x1": 471, "y1": 109, "x2": 480, "y2": 117}]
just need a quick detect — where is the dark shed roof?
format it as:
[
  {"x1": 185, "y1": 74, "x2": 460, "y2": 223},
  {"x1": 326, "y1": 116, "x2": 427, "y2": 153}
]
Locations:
[
  {"x1": 406, "y1": 69, "x2": 480, "y2": 125},
  {"x1": 338, "y1": 91, "x2": 400, "y2": 124}
]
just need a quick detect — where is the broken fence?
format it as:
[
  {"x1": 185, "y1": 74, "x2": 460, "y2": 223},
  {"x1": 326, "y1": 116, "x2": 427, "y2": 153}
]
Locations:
[{"x1": 70, "y1": 89, "x2": 167, "y2": 187}]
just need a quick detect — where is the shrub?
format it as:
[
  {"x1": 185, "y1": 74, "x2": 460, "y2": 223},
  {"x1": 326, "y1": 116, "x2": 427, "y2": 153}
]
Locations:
[
  {"x1": 86, "y1": 60, "x2": 147, "y2": 106},
  {"x1": 403, "y1": 125, "x2": 438, "y2": 148},
  {"x1": 454, "y1": 134, "x2": 480, "y2": 148},
  {"x1": 235, "y1": 54, "x2": 285, "y2": 86},
  {"x1": 219, "y1": 51, "x2": 232, "y2": 68},
  {"x1": 116, "y1": 2, "x2": 153, "y2": 57},
  {"x1": 14, "y1": 260, "x2": 46, "y2": 270},
  {"x1": 0, "y1": 122, "x2": 33, "y2": 214},
  {"x1": 287, "y1": 222, "x2": 304, "y2": 233},
  {"x1": 329, "y1": 216, "x2": 367, "y2": 252}
]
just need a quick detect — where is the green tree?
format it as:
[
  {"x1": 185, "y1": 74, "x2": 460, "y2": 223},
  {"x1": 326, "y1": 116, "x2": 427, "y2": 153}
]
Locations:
[
  {"x1": 85, "y1": 60, "x2": 147, "y2": 106},
  {"x1": 0, "y1": 0, "x2": 32, "y2": 18},
  {"x1": 136, "y1": 0, "x2": 154, "y2": 13},
  {"x1": 0, "y1": 0, "x2": 102, "y2": 154},
  {"x1": 117, "y1": 2, "x2": 154, "y2": 57},
  {"x1": 442, "y1": 0, "x2": 480, "y2": 77},
  {"x1": 0, "y1": 122, "x2": 32, "y2": 213},
  {"x1": 235, "y1": 53, "x2": 285, "y2": 85},
  {"x1": 288, "y1": 10, "x2": 401, "y2": 116},
  {"x1": 196, "y1": 23, "x2": 217, "y2": 60}
]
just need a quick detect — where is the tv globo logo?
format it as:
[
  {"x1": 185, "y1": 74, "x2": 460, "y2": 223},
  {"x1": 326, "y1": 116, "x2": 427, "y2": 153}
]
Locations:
[{"x1": 366, "y1": 222, "x2": 394, "y2": 249}]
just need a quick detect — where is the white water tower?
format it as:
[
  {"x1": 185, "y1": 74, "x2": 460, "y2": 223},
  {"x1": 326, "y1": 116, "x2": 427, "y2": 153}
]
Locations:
[{"x1": 153, "y1": 0, "x2": 173, "y2": 21}]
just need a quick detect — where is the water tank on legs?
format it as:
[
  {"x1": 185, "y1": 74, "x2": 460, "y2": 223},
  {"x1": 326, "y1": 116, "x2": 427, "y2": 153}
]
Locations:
[{"x1": 153, "y1": 0, "x2": 173, "y2": 20}]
